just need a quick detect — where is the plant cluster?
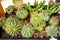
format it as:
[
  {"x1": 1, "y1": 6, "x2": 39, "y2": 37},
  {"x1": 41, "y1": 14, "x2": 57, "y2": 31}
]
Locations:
[{"x1": 0, "y1": 0, "x2": 60, "y2": 38}]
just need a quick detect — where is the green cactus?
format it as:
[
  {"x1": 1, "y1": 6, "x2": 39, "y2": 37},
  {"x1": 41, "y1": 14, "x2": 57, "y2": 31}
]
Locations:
[
  {"x1": 47, "y1": 5, "x2": 60, "y2": 15},
  {"x1": 39, "y1": 10, "x2": 50, "y2": 21},
  {"x1": 0, "y1": 17, "x2": 6, "y2": 26},
  {"x1": 5, "y1": 5, "x2": 16, "y2": 14},
  {"x1": 3, "y1": 16, "x2": 23, "y2": 36},
  {"x1": 21, "y1": 24, "x2": 34, "y2": 38},
  {"x1": 49, "y1": 17, "x2": 59, "y2": 26},
  {"x1": 12, "y1": 0, "x2": 23, "y2": 9},
  {"x1": 30, "y1": 14, "x2": 46, "y2": 26},
  {"x1": 46, "y1": 26, "x2": 58, "y2": 37},
  {"x1": 16, "y1": 8, "x2": 28, "y2": 19},
  {"x1": 48, "y1": 0, "x2": 54, "y2": 7}
]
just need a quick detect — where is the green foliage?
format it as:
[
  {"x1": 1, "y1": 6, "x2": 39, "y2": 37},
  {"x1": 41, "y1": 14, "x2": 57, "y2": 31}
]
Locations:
[
  {"x1": 24, "y1": 2, "x2": 33, "y2": 12},
  {"x1": 39, "y1": 10, "x2": 50, "y2": 21},
  {"x1": 34, "y1": 0, "x2": 45, "y2": 12},
  {"x1": 24, "y1": 0, "x2": 45, "y2": 13},
  {"x1": 0, "y1": 17, "x2": 6, "y2": 26},
  {"x1": 46, "y1": 26, "x2": 58, "y2": 37},
  {"x1": 5, "y1": 5, "x2": 16, "y2": 14},
  {"x1": 16, "y1": 8, "x2": 28, "y2": 19},
  {"x1": 47, "y1": 5, "x2": 60, "y2": 15},
  {"x1": 3, "y1": 16, "x2": 23, "y2": 36},
  {"x1": 49, "y1": 17, "x2": 59, "y2": 26},
  {"x1": 21, "y1": 24, "x2": 34, "y2": 38}
]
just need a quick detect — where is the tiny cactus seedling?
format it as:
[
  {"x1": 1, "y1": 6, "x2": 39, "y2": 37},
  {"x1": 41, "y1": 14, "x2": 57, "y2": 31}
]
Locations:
[
  {"x1": 21, "y1": 24, "x2": 34, "y2": 38},
  {"x1": 3, "y1": 16, "x2": 23, "y2": 36},
  {"x1": 5, "y1": 5, "x2": 16, "y2": 14},
  {"x1": 0, "y1": 17, "x2": 6, "y2": 26},
  {"x1": 46, "y1": 26, "x2": 58, "y2": 37},
  {"x1": 49, "y1": 17, "x2": 59, "y2": 26},
  {"x1": 39, "y1": 10, "x2": 50, "y2": 21},
  {"x1": 12, "y1": 0, "x2": 23, "y2": 9},
  {"x1": 48, "y1": 0, "x2": 54, "y2": 7},
  {"x1": 16, "y1": 8, "x2": 28, "y2": 19}
]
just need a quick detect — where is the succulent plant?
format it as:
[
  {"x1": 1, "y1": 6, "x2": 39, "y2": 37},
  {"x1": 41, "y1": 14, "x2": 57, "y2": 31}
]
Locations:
[
  {"x1": 47, "y1": 5, "x2": 60, "y2": 15},
  {"x1": 48, "y1": 0, "x2": 54, "y2": 7},
  {"x1": 12, "y1": 0, "x2": 23, "y2": 9},
  {"x1": 34, "y1": 0, "x2": 45, "y2": 12},
  {"x1": 39, "y1": 10, "x2": 50, "y2": 21},
  {"x1": 0, "y1": 17, "x2": 6, "y2": 26},
  {"x1": 46, "y1": 26, "x2": 58, "y2": 37},
  {"x1": 24, "y1": 0, "x2": 45, "y2": 16},
  {"x1": 3, "y1": 16, "x2": 23, "y2": 36},
  {"x1": 5, "y1": 5, "x2": 16, "y2": 14},
  {"x1": 30, "y1": 14, "x2": 46, "y2": 26},
  {"x1": 49, "y1": 17, "x2": 59, "y2": 26},
  {"x1": 16, "y1": 8, "x2": 28, "y2": 19},
  {"x1": 21, "y1": 24, "x2": 34, "y2": 38}
]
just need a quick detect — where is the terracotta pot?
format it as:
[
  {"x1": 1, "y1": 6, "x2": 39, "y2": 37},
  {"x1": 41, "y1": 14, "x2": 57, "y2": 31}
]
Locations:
[{"x1": 0, "y1": 2, "x2": 5, "y2": 18}]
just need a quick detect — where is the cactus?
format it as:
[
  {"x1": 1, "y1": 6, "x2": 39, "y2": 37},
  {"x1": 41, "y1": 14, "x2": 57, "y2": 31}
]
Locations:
[
  {"x1": 21, "y1": 24, "x2": 34, "y2": 38},
  {"x1": 30, "y1": 14, "x2": 46, "y2": 26},
  {"x1": 49, "y1": 17, "x2": 59, "y2": 26},
  {"x1": 5, "y1": 5, "x2": 16, "y2": 14},
  {"x1": 46, "y1": 26, "x2": 58, "y2": 37},
  {"x1": 47, "y1": 5, "x2": 60, "y2": 15},
  {"x1": 3, "y1": 16, "x2": 23, "y2": 36},
  {"x1": 39, "y1": 10, "x2": 50, "y2": 21},
  {"x1": 0, "y1": 17, "x2": 6, "y2": 26},
  {"x1": 12, "y1": 0, "x2": 23, "y2": 9},
  {"x1": 16, "y1": 8, "x2": 28, "y2": 19},
  {"x1": 48, "y1": 0, "x2": 54, "y2": 7}
]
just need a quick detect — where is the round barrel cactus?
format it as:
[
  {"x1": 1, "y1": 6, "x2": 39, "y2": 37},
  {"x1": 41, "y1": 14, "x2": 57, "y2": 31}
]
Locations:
[
  {"x1": 46, "y1": 26, "x2": 58, "y2": 37},
  {"x1": 21, "y1": 24, "x2": 34, "y2": 38},
  {"x1": 30, "y1": 14, "x2": 45, "y2": 26},
  {"x1": 3, "y1": 16, "x2": 23, "y2": 36},
  {"x1": 5, "y1": 5, "x2": 16, "y2": 14},
  {"x1": 0, "y1": 17, "x2": 6, "y2": 26},
  {"x1": 16, "y1": 9, "x2": 28, "y2": 19},
  {"x1": 39, "y1": 10, "x2": 50, "y2": 21},
  {"x1": 49, "y1": 17, "x2": 59, "y2": 26}
]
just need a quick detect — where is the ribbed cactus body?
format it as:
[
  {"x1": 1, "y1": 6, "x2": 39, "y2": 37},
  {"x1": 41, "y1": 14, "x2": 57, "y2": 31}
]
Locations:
[
  {"x1": 0, "y1": 17, "x2": 6, "y2": 26},
  {"x1": 39, "y1": 10, "x2": 50, "y2": 21},
  {"x1": 5, "y1": 5, "x2": 16, "y2": 14},
  {"x1": 3, "y1": 16, "x2": 23, "y2": 36},
  {"x1": 21, "y1": 24, "x2": 34, "y2": 38},
  {"x1": 16, "y1": 9, "x2": 28, "y2": 19},
  {"x1": 49, "y1": 17, "x2": 59, "y2": 26},
  {"x1": 46, "y1": 26, "x2": 58, "y2": 37}
]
